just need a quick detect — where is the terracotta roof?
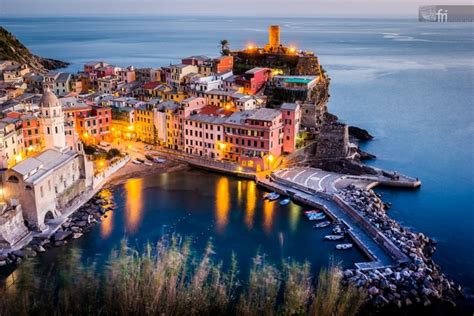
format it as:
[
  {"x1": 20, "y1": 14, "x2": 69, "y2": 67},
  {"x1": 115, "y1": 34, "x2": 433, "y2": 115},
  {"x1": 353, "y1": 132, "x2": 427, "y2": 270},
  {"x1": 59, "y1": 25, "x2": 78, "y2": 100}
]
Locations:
[{"x1": 142, "y1": 81, "x2": 162, "y2": 90}]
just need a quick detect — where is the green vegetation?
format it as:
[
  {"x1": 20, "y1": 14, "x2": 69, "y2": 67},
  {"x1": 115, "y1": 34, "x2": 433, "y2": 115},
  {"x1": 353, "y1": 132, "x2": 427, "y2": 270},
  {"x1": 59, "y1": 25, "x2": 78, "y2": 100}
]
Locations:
[
  {"x1": 83, "y1": 145, "x2": 122, "y2": 161},
  {"x1": 0, "y1": 237, "x2": 366, "y2": 315},
  {"x1": 220, "y1": 39, "x2": 230, "y2": 56}
]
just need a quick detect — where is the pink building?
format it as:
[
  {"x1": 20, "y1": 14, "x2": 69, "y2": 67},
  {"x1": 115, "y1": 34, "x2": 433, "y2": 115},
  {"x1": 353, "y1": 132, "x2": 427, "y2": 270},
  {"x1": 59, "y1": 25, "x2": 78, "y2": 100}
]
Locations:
[
  {"x1": 281, "y1": 103, "x2": 301, "y2": 154},
  {"x1": 84, "y1": 61, "x2": 108, "y2": 74},
  {"x1": 166, "y1": 97, "x2": 207, "y2": 151},
  {"x1": 242, "y1": 67, "x2": 270, "y2": 95},
  {"x1": 222, "y1": 108, "x2": 283, "y2": 171},
  {"x1": 184, "y1": 114, "x2": 226, "y2": 159}
]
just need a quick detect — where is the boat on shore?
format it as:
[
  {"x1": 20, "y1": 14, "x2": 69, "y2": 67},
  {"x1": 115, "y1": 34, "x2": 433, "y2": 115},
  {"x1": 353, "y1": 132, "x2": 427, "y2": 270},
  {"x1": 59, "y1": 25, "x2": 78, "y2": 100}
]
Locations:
[
  {"x1": 335, "y1": 243, "x2": 353, "y2": 250},
  {"x1": 324, "y1": 235, "x2": 344, "y2": 241},
  {"x1": 132, "y1": 159, "x2": 142, "y2": 165},
  {"x1": 313, "y1": 221, "x2": 331, "y2": 228},
  {"x1": 153, "y1": 157, "x2": 166, "y2": 163},
  {"x1": 279, "y1": 198, "x2": 290, "y2": 205},
  {"x1": 144, "y1": 162, "x2": 153, "y2": 166}
]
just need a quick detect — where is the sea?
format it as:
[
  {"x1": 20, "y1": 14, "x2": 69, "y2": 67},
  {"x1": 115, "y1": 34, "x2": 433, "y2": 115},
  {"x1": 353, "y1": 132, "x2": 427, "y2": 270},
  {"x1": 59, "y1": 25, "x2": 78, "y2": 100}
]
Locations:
[{"x1": 0, "y1": 16, "x2": 473, "y2": 295}]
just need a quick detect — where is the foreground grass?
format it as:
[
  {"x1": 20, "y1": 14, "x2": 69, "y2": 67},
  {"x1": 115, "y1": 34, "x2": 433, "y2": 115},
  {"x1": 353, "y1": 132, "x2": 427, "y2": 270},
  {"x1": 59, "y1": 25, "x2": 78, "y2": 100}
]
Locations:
[{"x1": 0, "y1": 236, "x2": 366, "y2": 315}]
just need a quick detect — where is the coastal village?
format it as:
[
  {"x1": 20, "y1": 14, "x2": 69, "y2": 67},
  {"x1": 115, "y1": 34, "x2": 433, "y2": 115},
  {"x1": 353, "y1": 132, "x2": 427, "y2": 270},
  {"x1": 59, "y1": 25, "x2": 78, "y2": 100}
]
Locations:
[{"x1": 0, "y1": 25, "x2": 462, "y2": 308}]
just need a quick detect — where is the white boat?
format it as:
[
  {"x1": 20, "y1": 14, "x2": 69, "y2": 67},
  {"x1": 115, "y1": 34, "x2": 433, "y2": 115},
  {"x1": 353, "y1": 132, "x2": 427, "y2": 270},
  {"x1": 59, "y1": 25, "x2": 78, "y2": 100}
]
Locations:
[
  {"x1": 279, "y1": 198, "x2": 290, "y2": 205},
  {"x1": 335, "y1": 243, "x2": 353, "y2": 250},
  {"x1": 324, "y1": 235, "x2": 344, "y2": 241},
  {"x1": 304, "y1": 210, "x2": 322, "y2": 215},
  {"x1": 313, "y1": 221, "x2": 331, "y2": 228},
  {"x1": 153, "y1": 157, "x2": 166, "y2": 163},
  {"x1": 268, "y1": 193, "x2": 280, "y2": 201},
  {"x1": 132, "y1": 160, "x2": 142, "y2": 165},
  {"x1": 306, "y1": 213, "x2": 326, "y2": 221},
  {"x1": 263, "y1": 192, "x2": 276, "y2": 199},
  {"x1": 144, "y1": 162, "x2": 153, "y2": 166}
]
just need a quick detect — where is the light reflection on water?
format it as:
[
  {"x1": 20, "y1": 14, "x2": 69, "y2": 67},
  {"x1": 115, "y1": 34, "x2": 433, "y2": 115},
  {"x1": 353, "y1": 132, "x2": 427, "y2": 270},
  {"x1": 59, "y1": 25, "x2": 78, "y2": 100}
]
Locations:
[
  {"x1": 124, "y1": 178, "x2": 144, "y2": 233},
  {"x1": 289, "y1": 203, "x2": 300, "y2": 233},
  {"x1": 1, "y1": 170, "x2": 367, "y2": 287},
  {"x1": 99, "y1": 189, "x2": 114, "y2": 239},
  {"x1": 215, "y1": 176, "x2": 230, "y2": 232},
  {"x1": 263, "y1": 199, "x2": 275, "y2": 234},
  {"x1": 245, "y1": 181, "x2": 256, "y2": 229}
]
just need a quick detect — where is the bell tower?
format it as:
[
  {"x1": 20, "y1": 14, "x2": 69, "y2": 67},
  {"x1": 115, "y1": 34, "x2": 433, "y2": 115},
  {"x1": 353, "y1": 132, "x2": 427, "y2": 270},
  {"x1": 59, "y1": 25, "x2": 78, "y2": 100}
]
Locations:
[{"x1": 39, "y1": 87, "x2": 66, "y2": 151}]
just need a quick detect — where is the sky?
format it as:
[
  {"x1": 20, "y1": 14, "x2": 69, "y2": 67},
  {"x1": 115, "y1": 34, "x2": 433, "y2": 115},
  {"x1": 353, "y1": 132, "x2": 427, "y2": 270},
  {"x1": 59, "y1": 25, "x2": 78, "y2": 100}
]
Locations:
[{"x1": 1, "y1": 0, "x2": 472, "y2": 17}]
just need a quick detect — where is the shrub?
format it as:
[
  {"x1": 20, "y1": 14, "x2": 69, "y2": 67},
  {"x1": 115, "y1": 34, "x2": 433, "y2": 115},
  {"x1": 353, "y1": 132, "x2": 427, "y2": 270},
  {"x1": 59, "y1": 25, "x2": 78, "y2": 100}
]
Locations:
[{"x1": 0, "y1": 237, "x2": 366, "y2": 316}]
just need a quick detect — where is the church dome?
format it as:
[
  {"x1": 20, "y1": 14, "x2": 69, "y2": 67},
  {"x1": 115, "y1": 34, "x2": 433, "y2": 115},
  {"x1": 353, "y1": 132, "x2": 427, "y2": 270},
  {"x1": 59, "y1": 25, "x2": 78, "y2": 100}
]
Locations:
[{"x1": 39, "y1": 88, "x2": 61, "y2": 108}]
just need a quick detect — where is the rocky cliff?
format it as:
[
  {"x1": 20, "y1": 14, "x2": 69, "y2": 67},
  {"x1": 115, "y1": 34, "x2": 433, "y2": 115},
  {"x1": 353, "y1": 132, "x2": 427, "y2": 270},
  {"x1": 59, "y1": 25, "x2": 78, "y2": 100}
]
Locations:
[{"x1": 0, "y1": 26, "x2": 68, "y2": 72}]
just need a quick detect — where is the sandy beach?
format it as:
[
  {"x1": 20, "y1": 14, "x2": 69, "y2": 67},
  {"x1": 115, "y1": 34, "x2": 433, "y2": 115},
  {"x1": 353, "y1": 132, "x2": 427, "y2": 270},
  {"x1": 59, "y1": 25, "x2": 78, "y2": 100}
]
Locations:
[{"x1": 106, "y1": 160, "x2": 188, "y2": 187}]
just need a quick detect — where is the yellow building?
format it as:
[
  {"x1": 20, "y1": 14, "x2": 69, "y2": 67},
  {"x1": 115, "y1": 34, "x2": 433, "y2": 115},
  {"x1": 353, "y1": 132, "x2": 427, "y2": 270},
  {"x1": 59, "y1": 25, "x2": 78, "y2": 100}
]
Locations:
[
  {"x1": 163, "y1": 91, "x2": 188, "y2": 103},
  {"x1": 135, "y1": 105, "x2": 156, "y2": 144}
]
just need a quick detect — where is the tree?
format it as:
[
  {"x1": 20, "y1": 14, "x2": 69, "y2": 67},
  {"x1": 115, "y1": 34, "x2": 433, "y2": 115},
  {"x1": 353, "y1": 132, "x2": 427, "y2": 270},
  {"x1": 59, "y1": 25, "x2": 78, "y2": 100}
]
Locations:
[{"x1": 220, "y1": 39, "x2": 230, "y2": 55}]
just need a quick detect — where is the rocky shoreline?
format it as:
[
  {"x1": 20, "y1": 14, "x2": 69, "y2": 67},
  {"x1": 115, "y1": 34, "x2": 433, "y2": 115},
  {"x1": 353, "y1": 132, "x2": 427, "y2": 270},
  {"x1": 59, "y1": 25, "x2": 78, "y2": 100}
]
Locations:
[
  {"x1": 0, "y1": 189, "x2": 115, "y2": 266},
  {"x1": 0, "y1": 161, "x2": 184, "y2": 268},
  {"x1": 338, "y1": 185, "x2": 463, "y2": 308}
]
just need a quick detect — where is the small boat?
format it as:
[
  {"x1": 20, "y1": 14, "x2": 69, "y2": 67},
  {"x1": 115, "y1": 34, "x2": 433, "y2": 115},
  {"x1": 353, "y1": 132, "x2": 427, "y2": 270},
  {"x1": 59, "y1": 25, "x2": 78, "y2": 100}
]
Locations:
[
  {"x1": 136, "y1": 158, "x2": 145, "y2": 163},
  {"x1": 132, "y1": 159, "x2": 142, "y2": 165},
  {"x1": 263, "y1": 192, "x2": 276, "y2": 199},
  {"x1": 153, "y1": 157, "x2": 166, "y2": 163},
  {"x1": 306, "y1": 213, "x2": 326, "y2": 221},
  {"x1": 268, "y1": 193, "x2": 280, "y2": 201},
  {"x1": 304, "y1": 210, "x2": 322, "y2": 215},
  {"x1": 313, "y1": 221, "x2": 331, "y2": 228},
  {"x1": 324, "y1": 235, "x2": 344, "y2": 241},
  {"x1": 335, "y1": 243, "x2": 353, "y2": 250},
  {"x1": 279, "y1": 198, "x2": 290, "y2": 205},
  {"x1": 144, "y1": 162, "x2": 153, "y2": 166}
]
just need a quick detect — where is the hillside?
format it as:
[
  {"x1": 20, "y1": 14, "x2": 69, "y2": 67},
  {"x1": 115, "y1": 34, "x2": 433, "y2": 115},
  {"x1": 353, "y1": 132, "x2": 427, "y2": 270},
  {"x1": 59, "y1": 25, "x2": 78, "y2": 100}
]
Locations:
[{"x1": 0, "y1": 26, "x2": 68, "y2": 72}]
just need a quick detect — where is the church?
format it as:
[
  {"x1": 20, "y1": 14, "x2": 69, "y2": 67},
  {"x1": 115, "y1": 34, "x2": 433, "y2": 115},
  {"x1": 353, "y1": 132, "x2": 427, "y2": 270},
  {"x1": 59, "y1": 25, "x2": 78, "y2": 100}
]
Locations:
[{"x1": 1, "y1": 88, "x2": 93, "y2": 232}]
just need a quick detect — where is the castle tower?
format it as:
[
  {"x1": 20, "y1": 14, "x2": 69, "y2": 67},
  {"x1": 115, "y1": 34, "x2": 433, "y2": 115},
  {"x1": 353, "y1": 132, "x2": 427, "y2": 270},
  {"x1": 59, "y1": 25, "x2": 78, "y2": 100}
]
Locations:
[
  {"x1": 268, "y1": 25, "x2": 281, "y2": 49},
  {"x1": 39, "y1": 87, "x2": 66, "y2": 151}
]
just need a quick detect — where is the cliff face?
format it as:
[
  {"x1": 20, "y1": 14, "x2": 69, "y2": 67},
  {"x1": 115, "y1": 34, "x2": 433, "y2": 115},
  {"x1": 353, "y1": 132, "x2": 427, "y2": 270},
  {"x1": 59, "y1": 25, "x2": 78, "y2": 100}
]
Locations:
[{"x1": 0, "y1": 26, "x2": 68, "y2": 72}]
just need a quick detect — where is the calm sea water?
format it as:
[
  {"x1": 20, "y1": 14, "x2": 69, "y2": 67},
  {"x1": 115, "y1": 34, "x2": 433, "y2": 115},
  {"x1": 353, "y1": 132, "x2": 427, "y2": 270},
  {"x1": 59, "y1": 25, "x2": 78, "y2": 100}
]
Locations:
[{"x1": 0, "y1": 16, "x2": 473, "y2": 292}]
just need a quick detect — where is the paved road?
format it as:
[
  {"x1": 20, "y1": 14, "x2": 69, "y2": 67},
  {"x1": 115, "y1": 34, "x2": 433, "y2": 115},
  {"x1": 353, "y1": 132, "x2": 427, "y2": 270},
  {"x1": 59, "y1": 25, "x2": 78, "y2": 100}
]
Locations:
[{"x1": 273, "y1": 167, "x2": 344, "y2": 193}]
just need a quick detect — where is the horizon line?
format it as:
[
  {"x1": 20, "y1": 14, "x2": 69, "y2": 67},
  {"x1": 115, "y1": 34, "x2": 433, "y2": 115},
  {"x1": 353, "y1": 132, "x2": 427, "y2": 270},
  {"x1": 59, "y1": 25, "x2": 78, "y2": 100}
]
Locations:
[{"x1": 0, "y1": 13, "x2": 417, "y2": 19}]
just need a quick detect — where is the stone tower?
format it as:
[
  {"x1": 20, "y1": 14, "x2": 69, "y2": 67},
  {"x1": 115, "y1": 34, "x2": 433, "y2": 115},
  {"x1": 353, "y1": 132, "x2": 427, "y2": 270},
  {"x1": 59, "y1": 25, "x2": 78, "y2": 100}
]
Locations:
[
  {"x1": 39, "y1": 88, "x2": 66, "y2": 151},
  {"x1": 268, "y1": 25, "x2": 280, "y2": 49}
]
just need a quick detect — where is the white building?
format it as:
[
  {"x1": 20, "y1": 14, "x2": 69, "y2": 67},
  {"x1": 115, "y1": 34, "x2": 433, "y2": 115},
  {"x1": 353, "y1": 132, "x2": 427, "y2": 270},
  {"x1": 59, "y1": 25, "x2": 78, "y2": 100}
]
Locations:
[
  {"x1": 190, "y1": 72, "x2": 233, "y2": 93},
  {"x1": 2, "y1": 89, "x2": 93, "y2": 231},
  {"x1": 0, "y1": 120, "x2": 24, "y2": 169}
]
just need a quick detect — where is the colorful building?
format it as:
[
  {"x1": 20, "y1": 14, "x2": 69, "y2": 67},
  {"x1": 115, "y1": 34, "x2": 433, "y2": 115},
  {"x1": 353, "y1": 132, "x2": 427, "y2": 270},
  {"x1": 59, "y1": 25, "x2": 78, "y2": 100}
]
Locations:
[
  {"x1": 222, "y1": 108, "x2": 284, "y2": 171},
  {"x1": 280, "y1": 102, "x2": 302, "y2": 154},
  {"x1": 242, "y1": 67, "x2": 271, "y2": 95}
]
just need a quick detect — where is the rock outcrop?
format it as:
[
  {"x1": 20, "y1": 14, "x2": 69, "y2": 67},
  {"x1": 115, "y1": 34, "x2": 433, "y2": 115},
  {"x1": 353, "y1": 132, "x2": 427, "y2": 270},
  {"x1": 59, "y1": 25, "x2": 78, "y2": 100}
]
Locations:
[
  {"x1": 349, "y1": 126, "x2": 374, "y2": 141},
  {"x1": 0, "y1": 26, "x2": 68, "y2": 72},
  {"x1": 339, "y1": 186, "x2": 462, "y2": 308}
]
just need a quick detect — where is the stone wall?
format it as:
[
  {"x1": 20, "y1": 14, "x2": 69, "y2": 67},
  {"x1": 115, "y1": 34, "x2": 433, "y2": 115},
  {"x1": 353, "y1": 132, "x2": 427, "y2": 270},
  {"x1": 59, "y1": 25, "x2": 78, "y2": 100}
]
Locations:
[
  {"x1": 0, "y1": 203, "x2": 29, "y2": 248},
  {"x1": 314, "y1": 123, "x2": 349, "y2": 159}
]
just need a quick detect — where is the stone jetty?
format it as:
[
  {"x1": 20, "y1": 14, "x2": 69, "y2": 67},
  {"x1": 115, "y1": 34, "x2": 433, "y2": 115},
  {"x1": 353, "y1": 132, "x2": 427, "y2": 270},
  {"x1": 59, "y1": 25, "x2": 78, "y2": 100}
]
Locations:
[{"x1": 339, "y1": 185, "x2": 462, "y2": 307}]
